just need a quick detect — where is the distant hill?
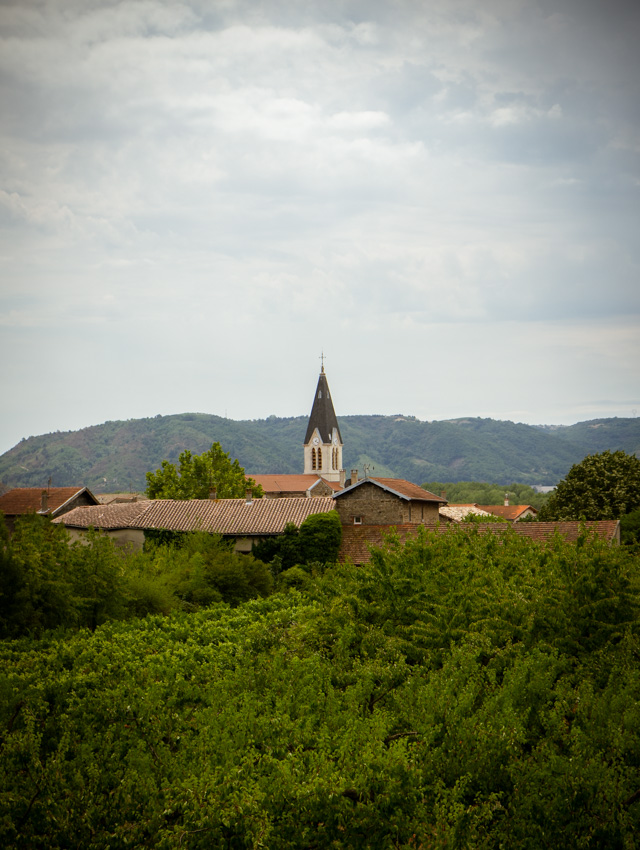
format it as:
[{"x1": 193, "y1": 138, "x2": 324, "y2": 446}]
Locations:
[{"x1": 0, "y1": 413, "x2": 638, "y2": 494}]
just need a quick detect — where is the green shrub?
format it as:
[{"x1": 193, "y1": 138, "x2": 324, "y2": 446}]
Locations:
[
  {"x1": 299, "y1": 510, "x2": 342, "y2": 564},
  {"x1": 278, "y1": 565, "x2": 311, "y2": 591}
]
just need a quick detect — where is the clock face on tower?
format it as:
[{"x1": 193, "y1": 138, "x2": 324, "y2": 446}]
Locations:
[
  {"x1": 313, "y1": 437, "x2": 319, "y2": 445},
  {"x1": 333, "y1": 436, "x2": 338, "y2": 445}
]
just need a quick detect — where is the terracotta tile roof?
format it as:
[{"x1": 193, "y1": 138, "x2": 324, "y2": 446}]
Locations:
[
  {"x1": 0, "y1": 487, "x2": 98, "y2": 517},
  {"x1": 335, "y1": 478, "x2": 446, "y2": 503},
  {"x1": 322, "y1": 480, "x2": 343, "y2": 492},
  {"x1": 439, "y1": 505, "x2": 493, "y2": 522},
  {"x1": 55, "y1": 497, "x2": 336, "y2": 536},
  {"x1": 250, "y1": 474, "x2": 342, "y2": 494},
  {"x1": 339, "y1": 520, "x2": 621, "y2": 564},
  {"x1": 507, "y1": 520, "x2": 619, "y2": 544},
  {"x1": 53, "y1": 501, "x2": 153, "y2": 529},
  {"x1": 97, "y1": 493, "x2": 145, "y2": 504},
  {"x1": 476, "y1": 504, "x2": 538, "y2": 521},
  {"x1": 340, "y1": 524, "x2": 431, "y2": 564}
]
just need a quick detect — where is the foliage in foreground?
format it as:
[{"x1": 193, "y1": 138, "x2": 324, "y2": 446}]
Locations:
[
  {"x1": 1, "y1": 527, "x2": 639, "y2": 848},
  {"x1": 0, "y1": 516, "x2": 272, "y2": 638}
]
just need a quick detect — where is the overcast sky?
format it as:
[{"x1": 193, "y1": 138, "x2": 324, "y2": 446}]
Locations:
[{"x1": 1, "y1": 0, "x2": 639, "y2": 455}]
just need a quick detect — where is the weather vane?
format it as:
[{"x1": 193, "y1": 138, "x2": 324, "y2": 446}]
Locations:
[{"x1": 319, "y1": 350, "x2": 326, "y2": 372}]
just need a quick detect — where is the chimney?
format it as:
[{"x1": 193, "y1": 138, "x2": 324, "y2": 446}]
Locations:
[
  {"x1": 350, "y1": 469, "x2": 358, "y2": 486},
  {"x1": 41, "y1": 490, "x2": 48, "y2": 513},
  {"x1": 504, "y1": 493, "x2": 509, "y2": 507},
  {"x1": 441, "y1": 490, "x2": 447, "y2": 501},
  {"x1": 209, "y1": 487, "x2": 217, "y2": 501},
  {"x1": 245, "y1": 488, "x2": 253, "y2": 504}
]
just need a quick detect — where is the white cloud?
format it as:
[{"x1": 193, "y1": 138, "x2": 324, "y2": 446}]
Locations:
[{"x1": 0, "y1": 0, "x2": 638, "y2": 454}]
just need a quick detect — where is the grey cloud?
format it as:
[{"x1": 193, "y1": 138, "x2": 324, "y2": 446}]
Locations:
[{"x1": 0, "y1": 0, "x2": 638, "y2": 452}]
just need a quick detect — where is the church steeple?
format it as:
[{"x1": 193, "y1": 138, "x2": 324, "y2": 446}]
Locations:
[{"x1": 303, "y1": 364, "x2": 344, "y2": 483}]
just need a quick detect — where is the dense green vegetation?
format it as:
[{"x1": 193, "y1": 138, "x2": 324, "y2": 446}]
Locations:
[
  {"x1": 539, "y1": 450, "x2": 640, "y2": 523},
  {"x1": 252, "y1": 511, "x2": 343, "y2": 578},
  {"x1": 0, "y1": 509, "x2": 344, "y2": 639},
  {"x1": 423, "y1": 481, "x2": 550, "y2": 510},
  {"x1": 0, "y1": 516, "x2": 274, "y2": 639},
  {"x1": 1, "y1": 519, "x2": 640, "y2": 847},
  {"x1": 1, "y1": 413, "x2": 639, "y2": 492}
]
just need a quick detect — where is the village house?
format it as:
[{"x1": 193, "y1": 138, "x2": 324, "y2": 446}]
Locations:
[
  {"x1": 55, "y1": 495, "x2": 335, "y2": 553},
  {"x1": 249, "y1": 474, "x2": 340, "y2": 499},
  {"x1": 333, "y1": 474, "x2": 446, "y2": 526},
  {"x1": 45, "y1": 364, "x2": 617, "y2": 568},
  {"x1": 0, "y1": 486, "x2": 99, "y2": 533},
  {"x1": 475, "y1": 495, "x2": 538, "y2": 521},
  {"x1": 440, "y1": 502, "x2": 538, "y2": 522}
]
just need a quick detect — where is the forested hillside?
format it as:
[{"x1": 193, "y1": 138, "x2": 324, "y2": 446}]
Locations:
[{"x1": 1, "y1": 413, "x2": 639, "y2": 493}]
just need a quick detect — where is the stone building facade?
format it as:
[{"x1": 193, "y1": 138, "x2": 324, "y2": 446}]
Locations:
[
  {"x1": 333, "y1": 478, "x2": 445, "y2": 526},
  {"x1": 0, "y1": 486, "x2": 100, "y2": 533}
]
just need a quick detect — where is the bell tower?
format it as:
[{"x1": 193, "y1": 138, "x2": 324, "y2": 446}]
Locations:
[{"x1": 303, "y1": 361, "x2": 344, "y2": 484}]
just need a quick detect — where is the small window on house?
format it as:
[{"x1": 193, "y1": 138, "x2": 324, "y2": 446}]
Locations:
[{"x1": 353, "y1": 516, "x2": 362, "y2": 525}]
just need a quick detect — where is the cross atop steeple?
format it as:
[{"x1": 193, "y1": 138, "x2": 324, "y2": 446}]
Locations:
[{"x1": 319, "y1": 350, "x2": 325, "y2": 373}]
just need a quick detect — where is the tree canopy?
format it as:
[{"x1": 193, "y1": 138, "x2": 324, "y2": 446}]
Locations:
[
  {"x1": 252, "y1": 510, "x2": 343, "y2": 576},
  {"x1": 538, "y1": 449, "x2": 640, "y2": 521},
  {"x1": 423, "y1": 480, "x2": 549, "y2": 510},
  {"x1": 145, "y1": 441, "x2": 262, "y2": 500}
]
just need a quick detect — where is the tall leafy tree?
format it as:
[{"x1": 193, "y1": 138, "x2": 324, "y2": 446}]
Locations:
[
  {"x1": 145, "y1": 441, "x2": 262, "y2": 500},
  {"x1": 4, "y1": 514, "x2": 76, "y2": 635},
  {"x1": 539, "y1": 449, "x2": 640, "y2": 520},
  {"x1": 252, "y1": 511, "x2": 342, "y2": 573},
  {"x1": 298, "y1": 510, "x2": 342, "y2": 565}
]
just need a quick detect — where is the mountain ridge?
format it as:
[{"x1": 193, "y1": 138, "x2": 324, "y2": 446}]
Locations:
[{"x1": 1, "y1": 413, "x2": 638, "y2": 494}]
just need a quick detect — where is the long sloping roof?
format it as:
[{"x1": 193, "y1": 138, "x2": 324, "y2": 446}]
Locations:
[
  {"x1": 250, "y1": 474, "x2": 342, "y2": 494},
  {"x1": 334, "y1": 477, "x2": 446, "y2": 503},
  {"x1": 440, "y1": 505, "x2": 493, "y2": 522},
  {"x1": 0, "y1": 487, "x2": 98, "y2": 516},
  {"x1": 475, "y1": 504, "x2": 538, "y2": 520},
  {"x1": 54, "y1": 501, "x2": 153, "y2": 529},
  {"x1": 304, "y1": 369, "x2": 342, "y2": 444},
  {"x1": 55, "y1": 497, "x2": 336, "y2": 535},
  {"x1": 339, "y1": 521, "x2": 621, "y2": 564}
]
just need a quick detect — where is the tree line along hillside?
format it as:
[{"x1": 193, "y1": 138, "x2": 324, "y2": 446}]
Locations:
[
  {"x1": 0, "y1": 413, "x2": 638, "y2": 493},
  {"x1": 422, "y1": 481, "x2": 551, "y2": 511}
]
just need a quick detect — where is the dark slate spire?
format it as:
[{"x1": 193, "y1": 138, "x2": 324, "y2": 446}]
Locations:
[{"x1": 304, "y1": 367, "x2": 342, "y2": 444}]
